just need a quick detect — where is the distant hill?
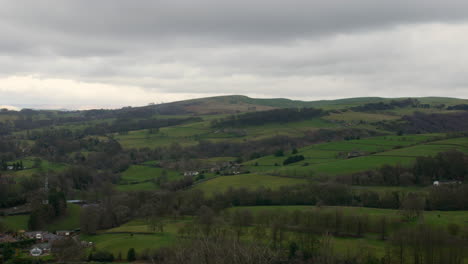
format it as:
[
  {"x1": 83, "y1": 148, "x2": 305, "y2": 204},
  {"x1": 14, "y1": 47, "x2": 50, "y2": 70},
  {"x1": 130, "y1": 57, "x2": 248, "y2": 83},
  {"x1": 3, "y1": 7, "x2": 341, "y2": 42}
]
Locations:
[{"x1": 142, "y1": 95, "x2": 468, "y2": 115}]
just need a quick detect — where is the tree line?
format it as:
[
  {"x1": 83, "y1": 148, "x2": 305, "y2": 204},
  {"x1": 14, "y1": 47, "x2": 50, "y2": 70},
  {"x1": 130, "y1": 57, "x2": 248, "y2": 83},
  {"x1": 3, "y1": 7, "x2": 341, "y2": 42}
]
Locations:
[{"x1": 211, "y1": 107, "x2": 324, "y2": 128}]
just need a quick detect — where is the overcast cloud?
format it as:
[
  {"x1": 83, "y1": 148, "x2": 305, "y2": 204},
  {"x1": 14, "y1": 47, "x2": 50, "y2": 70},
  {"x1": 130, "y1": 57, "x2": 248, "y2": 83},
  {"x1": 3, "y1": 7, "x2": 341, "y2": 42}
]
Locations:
[{"x1": 1, "y1": 0, "x2": 468, "y2": 109}]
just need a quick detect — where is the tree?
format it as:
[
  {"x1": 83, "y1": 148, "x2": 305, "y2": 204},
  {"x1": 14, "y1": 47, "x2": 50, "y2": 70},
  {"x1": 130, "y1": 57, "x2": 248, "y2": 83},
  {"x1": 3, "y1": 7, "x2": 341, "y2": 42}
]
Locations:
[
  {"x1": 52, "y1": 238, "x2": 84, "y2": 262},
  {"x1": 399, "y1": 193, "x2": 425, "y2": 221},
  {"x1": 379, "y1": 216, "x2": 388, "y2": 240},
  {"x1": 288, "y1": 241, "x2": 298, "y2": 259},
  {"x1": 0, "y1": 219, "x2": 6, "y2": 233},
  {"x1": 231, "y1": 209, "x2": 253, "y2": 241},
  {"x1": 80, "y1": 206, "x2": 100, "y2": 234},
  {"x1": 197, "y1": 206, "x2": 216, "y2": 237},
  {"x1": 127, "y1": 248, "x2": 137, "y2": 262},
  {"x1": 148, "y1": 216, "x2": 165, "y2": 233},
  {"x1": 274, "y1": 149, "x2": 284, "y2": 157},
  {"x1": 1, "y1": 244, "x2": 14, "y2": 261},
  {"x1": 90, "y1": 250, "x2": 115, "y2": 262}
]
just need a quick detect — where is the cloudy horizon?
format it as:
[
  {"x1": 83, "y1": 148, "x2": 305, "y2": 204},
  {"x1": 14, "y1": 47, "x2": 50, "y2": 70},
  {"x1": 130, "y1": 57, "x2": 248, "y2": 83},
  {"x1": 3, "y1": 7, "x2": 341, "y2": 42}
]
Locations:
[{"x1": 1, "y1": 0, "x2": 468, "y2": 110}]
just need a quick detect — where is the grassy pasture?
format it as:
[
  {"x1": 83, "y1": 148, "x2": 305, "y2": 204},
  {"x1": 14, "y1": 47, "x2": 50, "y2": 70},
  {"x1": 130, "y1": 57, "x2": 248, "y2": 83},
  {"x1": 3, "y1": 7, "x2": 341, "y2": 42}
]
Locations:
[
  {"x1": 115, "y1": 182, "x2": 159, "y2": 192},
  {"x1": 228, "y1": 205, "x2": 468, "y2": 258},
  {"x1": 2, "y1": 204, "x2": 82, "y2": 232},
  {"x1": 82, "y1": 233, "x2": 176, "y2": 256},
  {"x1": 274, "y1": 156, "x2": 411, "y2": 177},
  {"x1": 245, "y1": 134, "x2": 443, "y2": 168},
  {"x1": 120, "y1": 165, "x2": 180, "y2": 183},
  {"x1": 114, "y1": 117, "x2": 340, "y2": 149},
  {"x1": 425, "y1": 136, "x2": 468, "y2": 147},
  {"x1": 46, "y1": 204, "x2": 81, "y2": 231},
  {"x1": 1, "y1": 215, "x2": 29, "y2": 231},
  {"x1": 116, "y1": 165, "x2": 182, "y2": 191},
  {"x1": 193, "y1": 174, "x2": 307, "y2": 196},
  {"x1": 81, "y1": 219, "x2": 190, "y2": 255},
  {"x1": 104, "y1": 218, "x2": 192, "y2": 234},
  {"x1": 375, "y1": 143, "x2": 468, "y2": 157},
  {"x1": 247, "y1": 135, "x2": 466, "y2": 177},
  {"x1": 7, "y1": 158, "x2": 68, "y2": 177},
  {"x1": 229, "y1": 205, "x2": 468, "y2": 228}
]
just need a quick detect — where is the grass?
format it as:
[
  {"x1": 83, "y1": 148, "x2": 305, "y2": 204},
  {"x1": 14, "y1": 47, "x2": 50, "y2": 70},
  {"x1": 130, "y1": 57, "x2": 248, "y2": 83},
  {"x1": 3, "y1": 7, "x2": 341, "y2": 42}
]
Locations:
[
  {"x1": 193, "y1": 174, "x2": 307, "y2": 196},
  {"x1": 120, "y1": 165, "x2": 180, "y2": 183},
  {"x1": 46, "y1": 204, "x2": 81, "y2": 231},
  {"x1": 1, "y1": 215, "x2": 29, "y2": 231},
  {"x1": 8, "y1": 158, "x2": 68, "y2": 177},
  {"x1": 229, "y1": 205, "x2": 468, "y2": 229},
  {"x1": 115, "y1": 181, "x2": 159, "y2": 192},
  {"x1": 332, "y1": 236, "x2": 387, "y2": 258},
  {"x1": 285, "y1": 156, "x2": 414, "y2": 176},
  {"x1": 114, "y1": 116, "x2": 339, "y2": 149},
  {"x1": 230, "y1": 205, "x2": 468, "y2": 226},
  {"x1": 81, "y1": 233, "x2": 176, "y2": 256},
  {"x1": 1, "y1": 204, "x2": 81, "y2": 232},
  {"x1": 80, "y1": 219, "x2": 189, "y2": 255},
  {"x1": 116, "y1": 165, "x2": 182, "y2": 191},
  {"x1": 244, "y1": 134, "x2": 443, "y2": 169},
  {"x1": 104, "y1": 218, "x2": 192, "y2": 234},
  {"x1": 246, "y1": 135, "x2": 467, "y2": 177}
]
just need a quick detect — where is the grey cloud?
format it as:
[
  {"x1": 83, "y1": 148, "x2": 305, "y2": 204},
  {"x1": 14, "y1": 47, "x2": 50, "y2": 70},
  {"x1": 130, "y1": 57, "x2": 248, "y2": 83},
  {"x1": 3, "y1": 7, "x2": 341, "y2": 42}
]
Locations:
[
  {"x1": 0, "y1": 0, "x2": 468, "y2": 109},
  {"x1": 2, "y1": 0, "x2": 468, "y2": 55}
]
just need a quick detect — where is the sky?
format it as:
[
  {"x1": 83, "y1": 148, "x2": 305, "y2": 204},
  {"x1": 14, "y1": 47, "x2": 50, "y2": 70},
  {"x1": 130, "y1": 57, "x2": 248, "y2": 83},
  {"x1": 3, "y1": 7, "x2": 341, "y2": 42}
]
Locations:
[{"x1": 1, "y1": 0, "x2": 468, "y2": 110}]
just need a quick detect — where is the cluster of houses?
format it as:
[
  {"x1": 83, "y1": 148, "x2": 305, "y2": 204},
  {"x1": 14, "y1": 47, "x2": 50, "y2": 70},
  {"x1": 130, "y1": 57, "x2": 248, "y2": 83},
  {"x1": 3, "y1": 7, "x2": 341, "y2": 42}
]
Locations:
[
  {"x1": 0, "y1": 200, "x2": 94, "y2": 258},
  {"x1": 209, "y1": 161, "x2": 243, "y2": 175},
  {"x1": 0, "y1": 230, "x2": 80, "y2": 257},
  {"x1": 183, "y1": 161, "x2": 245, "y2": 179}
]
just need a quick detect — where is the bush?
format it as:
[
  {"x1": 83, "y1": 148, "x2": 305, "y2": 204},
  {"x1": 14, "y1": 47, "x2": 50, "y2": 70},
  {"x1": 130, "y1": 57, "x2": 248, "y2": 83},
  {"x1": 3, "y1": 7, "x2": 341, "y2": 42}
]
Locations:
[
  {"x1": 89, "y1": 250, "x2": 115, "y2": 262},
  {"x1": 274, "y1": 149, "x2": 284, "y2": 157},
  {"x1": 127, "y1": 248, "x2": 137, "y2": 261},
  {"x1": 283, "y1": 155, "x2": 305, "y2": 165}
]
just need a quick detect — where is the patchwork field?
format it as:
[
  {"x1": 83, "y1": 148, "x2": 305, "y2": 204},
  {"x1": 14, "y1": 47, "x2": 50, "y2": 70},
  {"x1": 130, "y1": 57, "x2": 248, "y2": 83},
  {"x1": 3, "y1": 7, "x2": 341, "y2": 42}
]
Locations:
[
  {"x1": 193, "y1": 174, "x2": 307, "y2": 196},
  {"x1": 120, "y1": 165, "x2": 180, "y2": 183},
  {"x1": 82, "y1": 233, "x2": 176, "y2": 256},
  {"x1": 81, "y1": 218, "x2": 191, "y2": 255},
  {"x1": 244, "y1": 135, "x2": 468, "y2": 177},
  {"x1": 229, "y1": 205, "x2": 468, "y2": 228}
]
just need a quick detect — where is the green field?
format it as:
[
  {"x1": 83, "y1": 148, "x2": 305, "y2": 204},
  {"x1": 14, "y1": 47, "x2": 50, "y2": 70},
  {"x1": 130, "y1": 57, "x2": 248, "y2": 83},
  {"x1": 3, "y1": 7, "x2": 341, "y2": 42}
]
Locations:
[
  {"x1": 1, "y1": 215, "x2": 29, "y2": 231},
  {"x1": 120, "y1": 165, "x2": 180, "y2": 183},
  {"x1": 82, "y1": 233, "x2": 176, "y2": 256},
  {"x1": 7, "y1": 158, "x2": 68, "y2": 177},
  {"x1": 229, "y1": 205, "x2": 468, "y2": 228},
  {"x1": 116, "y1": 165, "x2": 183, "y2": 191},
  {"x1": 193, "y1": 174, "x2": 306, "y2": 196},
  {"x1": 244, "y1": 135, "x2": 468, "y2": 178},
  {"x1": 81, "y1": 219, "x2": 190, "y2": 255},
  {"x1": 115, "y1": 181, "x2": 159, "y2": 192},
  {"x1": 46, "y1": 204, "x2": 81, "y2": 231}
]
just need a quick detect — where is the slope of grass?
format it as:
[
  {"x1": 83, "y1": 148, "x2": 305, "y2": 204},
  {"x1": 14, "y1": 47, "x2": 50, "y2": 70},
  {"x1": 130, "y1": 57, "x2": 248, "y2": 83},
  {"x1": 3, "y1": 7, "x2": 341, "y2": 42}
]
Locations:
[
  {"x1": 193, "y1": 174, "x2": 306, "y2": 196},
  {"x1": 46, "y1": 204, "x2": 81, "y2": 231},
  {"x1": 120, "y1": 165, "x2": 180, "y2": 183},
  {"x1": 229, "y1": 205, "x2": 468, "y2": 227},
  {"x1": 1, "y1": 215, "x2": 29, "y2": 231},
  {"x1": 81, "y1": 233, "x2": 176, "y2": 256},
  {"x1": 248, "y1": 135, "x2": 466, "y2": 177},
  {"x1": 115, "y1": 181, "x2": 159, "y2": 192}
]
